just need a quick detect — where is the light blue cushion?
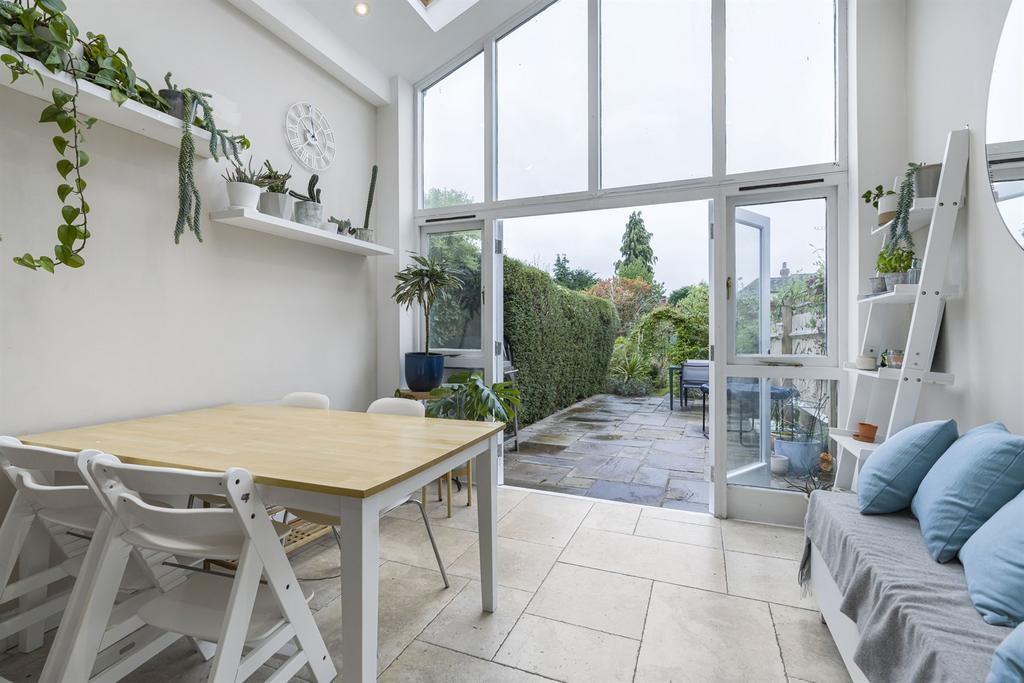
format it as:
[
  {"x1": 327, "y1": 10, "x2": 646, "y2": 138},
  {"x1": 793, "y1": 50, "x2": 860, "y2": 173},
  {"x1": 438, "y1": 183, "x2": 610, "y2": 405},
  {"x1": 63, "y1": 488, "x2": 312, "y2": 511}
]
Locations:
[
  {"x1": 857, "y1": 419, "x2": 958, "y2": 514},
  {"x1": 912, "y1": 423, "x2": 1024, "y2": 562},
  {"x1": 961, "y1": 489, "x2": 1024, "y2": 626},
  {"x1": 988, "y1": 623, "x2": 1024, "y2": 683}
]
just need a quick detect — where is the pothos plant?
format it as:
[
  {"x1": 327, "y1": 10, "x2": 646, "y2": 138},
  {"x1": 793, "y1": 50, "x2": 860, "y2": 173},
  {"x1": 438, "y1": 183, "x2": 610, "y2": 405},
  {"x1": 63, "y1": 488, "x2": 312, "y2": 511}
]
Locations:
[{"x1": 0, "y1": 0, "x2": 250, "y2": 269}]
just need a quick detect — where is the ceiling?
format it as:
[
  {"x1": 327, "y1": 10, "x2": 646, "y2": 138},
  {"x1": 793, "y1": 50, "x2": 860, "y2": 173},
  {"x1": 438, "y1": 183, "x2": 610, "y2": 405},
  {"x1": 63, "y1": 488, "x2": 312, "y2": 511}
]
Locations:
[{"x1": 295, "y1": 0, "x2": 535, "y2": 83}]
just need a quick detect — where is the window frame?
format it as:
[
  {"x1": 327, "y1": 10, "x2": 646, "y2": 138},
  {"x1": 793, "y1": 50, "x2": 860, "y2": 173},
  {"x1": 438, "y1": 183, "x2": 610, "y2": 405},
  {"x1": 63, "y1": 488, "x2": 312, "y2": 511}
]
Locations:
[{"x1": 413, "y1": 0, "x2": 848, "y2": 218}]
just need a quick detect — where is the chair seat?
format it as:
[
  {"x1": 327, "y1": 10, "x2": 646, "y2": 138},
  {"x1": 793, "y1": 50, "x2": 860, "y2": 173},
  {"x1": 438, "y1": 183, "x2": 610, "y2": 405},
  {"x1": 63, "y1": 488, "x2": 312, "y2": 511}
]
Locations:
[
  {"x1": 61, "y1": 553, "x2": 162, "y2": 592},
  {"x1": 123, "y1": 520, "x2": 291, "y2": 561},
  {"x1": 37, "y1": 504, "x2": 102, "y2": 534},
  {"x1": 137, "y1": 573, "x2": 313, "y2": 643}
]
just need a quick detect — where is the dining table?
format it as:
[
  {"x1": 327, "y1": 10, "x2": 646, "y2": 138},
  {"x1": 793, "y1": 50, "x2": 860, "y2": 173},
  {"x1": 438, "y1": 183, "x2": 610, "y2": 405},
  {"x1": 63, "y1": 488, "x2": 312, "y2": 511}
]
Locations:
[{"x1": 20, "y1": 404, "x2": 505, "y2": 683}]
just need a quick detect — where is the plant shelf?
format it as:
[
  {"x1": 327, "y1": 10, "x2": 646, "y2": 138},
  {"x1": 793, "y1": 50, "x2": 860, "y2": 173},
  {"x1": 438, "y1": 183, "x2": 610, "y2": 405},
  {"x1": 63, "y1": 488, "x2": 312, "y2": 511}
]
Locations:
[
  {"x1": 857, "y1": 284, "x2": 961, "y2": 305},
  {"x1": 842, "y1": 363, "x2": 954, "y2": 385},
  {"x1": 0, "y1": 47, "x2": 212, "y2": 157},
  {"x1": 870, "y1": 198, "x2": 935, "y2": 236},
  {"x1": 210, "y1": 208, "x2": 393, "y2": 256},
  {"x1": 830, "y1": 430, "x2": 882, "y2": 459}
]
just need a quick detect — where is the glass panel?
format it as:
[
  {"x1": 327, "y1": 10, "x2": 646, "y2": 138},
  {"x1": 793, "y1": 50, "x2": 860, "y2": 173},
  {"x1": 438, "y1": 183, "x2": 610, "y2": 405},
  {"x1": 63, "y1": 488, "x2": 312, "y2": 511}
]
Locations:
[
  {"x1": 601, "y1": 0, "x2": 712, "y2": 187},
  {"x1": 422, "y1": 53, "x2": 484, "y2": 209},
  {"x1": 426, "y1": 229, "x2": 482, "y2": 350},
  {"x1": 726, "y1": 0, "x2": 837, "y2": 174},
  {"x1": 497, "y1": 0, "x2": 588, "y2": 199},
  {"x1": 725, "y1": 376, "x2": 836, "y2": 491},
  {"x1": 732, "y1": 198, "x2": 828, "y2": 357}
]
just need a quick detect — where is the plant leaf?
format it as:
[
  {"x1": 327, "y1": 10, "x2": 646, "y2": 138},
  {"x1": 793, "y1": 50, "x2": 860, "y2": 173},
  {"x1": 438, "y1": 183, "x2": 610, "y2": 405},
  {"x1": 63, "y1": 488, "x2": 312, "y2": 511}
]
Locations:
[
  {"x1": 52, "y1": 135, "x2": 68, "y2": 155},
  {"x1": 56, "y1": 113, "x2": 74, "y2": 133},
  {"x1": 37, "y1": 0, "x2": 67, "y2": 14},
  {"x1": 110, "y1": 87, "x2": 128, "y2": 106},
  {"x1": 55, "y1": 158, "x2": 73, "y2": 178},
  {"x1": 75, "y1": 178, "x2": 87, "y2": 193},
  {"x1": 57, "y1": 183, "x2": 73, "y2": 201},
  {"x1": 57, "y1": 223, "x2": 77, "y2": 247},
  {"x1": 39, "y1": 103, "x2": 64, "y2": 123},
  {"x1": 77, "y1": 150, "x2": 88, "y2": 167},
  {"x1": 61, "y1": 205, "x2": 79, "y2": 223},
  {"x1": 38, "y1": 256, "x2": 55, "y2": 273}
]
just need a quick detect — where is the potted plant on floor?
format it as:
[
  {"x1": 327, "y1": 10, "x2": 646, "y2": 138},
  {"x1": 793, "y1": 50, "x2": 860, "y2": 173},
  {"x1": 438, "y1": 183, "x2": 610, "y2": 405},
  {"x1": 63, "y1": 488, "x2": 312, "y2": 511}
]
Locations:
[
  {"x1": 426, "y1": 371, "x2": 520, "y2": 423},
  {"x1": 289, "y1": 174, "x2": 324, "y2": 228},
  {"x1": 222, "y1": 157, "x2": 266, "y2": 210},
  {"x1": 258, "y1": 161, "x2": 292, "y2": 218},
  {"x1": 772, "y1": 391, "x2": 829, "y2": 478},
  {"x1": 392, "y1": 255, "x2": 463, "y2": 392}
]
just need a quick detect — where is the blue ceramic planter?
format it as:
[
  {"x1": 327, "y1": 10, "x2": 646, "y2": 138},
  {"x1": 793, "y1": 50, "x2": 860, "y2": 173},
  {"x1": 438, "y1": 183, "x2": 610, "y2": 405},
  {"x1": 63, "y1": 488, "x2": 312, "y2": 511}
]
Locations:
[{"x1": 405, "y1": 353, "x2": 445, "y2": 392}]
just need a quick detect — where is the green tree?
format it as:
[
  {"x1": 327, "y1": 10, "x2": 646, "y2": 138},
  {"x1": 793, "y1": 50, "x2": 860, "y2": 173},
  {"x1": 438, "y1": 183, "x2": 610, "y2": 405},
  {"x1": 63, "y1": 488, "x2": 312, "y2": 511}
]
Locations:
[
  {"x1": 615, "y1": 211, "x2": 656, "y2": 280},
  {"x1": 552, "y1": 253, "x2": 599, "y2": 291},
  {"x1": 424, "y1": 187, "x2": 475, "y2": 209},
  {"x1": 668, "y1": 285, "x2": 692, "y2": 306}
]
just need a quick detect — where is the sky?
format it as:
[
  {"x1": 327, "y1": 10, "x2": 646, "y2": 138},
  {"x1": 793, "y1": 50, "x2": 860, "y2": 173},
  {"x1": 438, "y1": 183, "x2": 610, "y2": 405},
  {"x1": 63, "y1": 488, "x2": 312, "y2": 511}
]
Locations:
[{"x1": 422, "y1": 0, "x2": 836, "y2": 289}]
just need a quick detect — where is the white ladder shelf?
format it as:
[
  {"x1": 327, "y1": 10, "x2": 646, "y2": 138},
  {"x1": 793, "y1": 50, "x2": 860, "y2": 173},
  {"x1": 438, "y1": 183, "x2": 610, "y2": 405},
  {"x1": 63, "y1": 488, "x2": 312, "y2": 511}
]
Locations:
[{"x1": 832, "y1": 128, "x2": 969, "y2": 491}]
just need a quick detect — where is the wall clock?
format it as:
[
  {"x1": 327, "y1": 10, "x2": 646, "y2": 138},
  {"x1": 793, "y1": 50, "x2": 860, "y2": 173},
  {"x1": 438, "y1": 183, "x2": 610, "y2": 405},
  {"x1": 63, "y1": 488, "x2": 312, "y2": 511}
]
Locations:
[{"x1": 285, "y1": 102, "x2": 336, "y2": 171}]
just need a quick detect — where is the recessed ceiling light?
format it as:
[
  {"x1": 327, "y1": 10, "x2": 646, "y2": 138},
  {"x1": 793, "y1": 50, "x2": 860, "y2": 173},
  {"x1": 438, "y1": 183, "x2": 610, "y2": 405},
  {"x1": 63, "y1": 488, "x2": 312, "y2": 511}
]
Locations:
[{"x1": 354, "y1": 2, "x2": 369, "y2": 16}]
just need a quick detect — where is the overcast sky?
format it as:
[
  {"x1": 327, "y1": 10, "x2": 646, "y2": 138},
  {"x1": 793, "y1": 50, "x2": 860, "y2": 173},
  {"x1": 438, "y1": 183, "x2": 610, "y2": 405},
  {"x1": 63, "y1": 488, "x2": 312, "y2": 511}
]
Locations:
[{"x1": 423, "y1": 0, "x2": 835, "y2": 291}]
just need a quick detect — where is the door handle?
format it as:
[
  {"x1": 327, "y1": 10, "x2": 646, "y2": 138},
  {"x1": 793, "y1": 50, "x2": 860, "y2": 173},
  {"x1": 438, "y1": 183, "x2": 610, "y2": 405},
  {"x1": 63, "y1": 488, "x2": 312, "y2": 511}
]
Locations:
[{"x1": 726, "y1": 276, "x2": 733, "y2": 300}]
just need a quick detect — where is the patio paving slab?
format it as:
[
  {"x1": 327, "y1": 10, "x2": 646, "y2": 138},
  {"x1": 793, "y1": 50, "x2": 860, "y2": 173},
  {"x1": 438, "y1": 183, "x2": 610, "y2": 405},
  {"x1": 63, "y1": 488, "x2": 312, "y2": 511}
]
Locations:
[{"x1": 510, "y1": 393, "x2": 711, "y2": 510}]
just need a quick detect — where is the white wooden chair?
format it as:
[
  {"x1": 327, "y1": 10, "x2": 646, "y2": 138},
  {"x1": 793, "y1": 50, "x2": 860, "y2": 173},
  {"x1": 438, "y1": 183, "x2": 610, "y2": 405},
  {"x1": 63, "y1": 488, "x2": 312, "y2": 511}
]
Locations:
[
  {"x1": 280, "y1": 392, "x2": 330, "y2": 410},
  {"x1": 0, "y1": 437, "x2": 195, "y2": 679},
  {"x1": 289, "y1": 397, "x2": 450, "y2": 588},
  {"x1": 62, "y1": 452, "x2": 335, "y2": 683}
]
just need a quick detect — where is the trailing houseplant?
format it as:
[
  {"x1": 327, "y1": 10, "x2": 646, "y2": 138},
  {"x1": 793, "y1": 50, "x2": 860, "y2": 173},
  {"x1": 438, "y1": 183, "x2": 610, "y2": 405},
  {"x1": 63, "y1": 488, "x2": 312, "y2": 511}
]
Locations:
[
  {"x1": 289, "y1": 174, "x2": 324, "y2": 227},
  {"x1": 392, "y1": 255, "x2": 463, "y2": 391},
  {"x1": 885, "y1": 162, "x2": 922, "y2": 256},
  {"x1": 257, "y1": 160, "x2": 292, "y2": 218},
  {"x1": 221, "y1": 157, "x2": 265, "y2": 210}
]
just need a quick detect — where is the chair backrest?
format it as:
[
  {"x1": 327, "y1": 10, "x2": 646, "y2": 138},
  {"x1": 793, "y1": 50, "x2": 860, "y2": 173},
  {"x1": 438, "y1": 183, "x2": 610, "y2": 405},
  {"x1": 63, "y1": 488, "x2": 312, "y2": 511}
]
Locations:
[
  {"x1": 681, "y1": 361, "x2": 710, "y2": 383},
  {"x1": 0, "y1": 436, "x2": 99, "y2": 527},
  {"x1": 81, "y1": 453, "x2": 254, "y2": 561},
  {"x1": 368, "y1": 397, "x2": 425, "y2": 418},
  {"x1": 280, "y1": 392, "x2": 330, "y2": 410}
]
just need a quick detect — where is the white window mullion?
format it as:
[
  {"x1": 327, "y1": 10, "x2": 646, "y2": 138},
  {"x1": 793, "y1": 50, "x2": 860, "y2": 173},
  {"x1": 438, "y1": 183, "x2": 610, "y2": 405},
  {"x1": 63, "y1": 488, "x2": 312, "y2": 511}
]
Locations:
[
  {"x1": 484, "y1": 39, "x2": 497, "y2": 204},
  {"x1": 587, "y1": 0, "x2": 601, "y2": 192},
  {"x1": 711, "y1": 0, "x2": 727, "y2": 181}
]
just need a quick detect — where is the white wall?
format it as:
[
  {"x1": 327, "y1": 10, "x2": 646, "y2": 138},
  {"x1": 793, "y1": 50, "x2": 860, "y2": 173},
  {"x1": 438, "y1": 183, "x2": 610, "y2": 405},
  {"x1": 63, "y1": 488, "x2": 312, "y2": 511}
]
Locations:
[
  {"x1": 0, "y1": 0, "x2": 381, "y2": 438},
  {"x1": 904, "y1": 0, "x2": 1024, "y2": 432}
]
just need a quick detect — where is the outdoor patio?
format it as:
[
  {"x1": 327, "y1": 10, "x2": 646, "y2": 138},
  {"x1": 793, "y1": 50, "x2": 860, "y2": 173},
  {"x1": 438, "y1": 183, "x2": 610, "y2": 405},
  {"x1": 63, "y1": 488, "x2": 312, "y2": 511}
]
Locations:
[{"x1": 505, "y1": 393, "x2": 711, "y2": 511}]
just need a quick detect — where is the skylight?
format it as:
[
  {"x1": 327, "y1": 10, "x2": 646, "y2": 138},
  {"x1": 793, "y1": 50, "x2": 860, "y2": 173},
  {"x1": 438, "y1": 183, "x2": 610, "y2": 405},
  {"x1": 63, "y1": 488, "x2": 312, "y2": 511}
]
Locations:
[{"x1": 406, "y1": 0, "x2": 481, "y2": 32}]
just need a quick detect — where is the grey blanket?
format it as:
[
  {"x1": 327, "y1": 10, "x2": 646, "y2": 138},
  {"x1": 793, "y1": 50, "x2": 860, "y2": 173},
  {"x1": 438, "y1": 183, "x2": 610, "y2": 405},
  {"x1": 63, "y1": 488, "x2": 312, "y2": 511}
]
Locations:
[{"x1": 799, "y1": 490, "x2": 1008, "y2": 683}]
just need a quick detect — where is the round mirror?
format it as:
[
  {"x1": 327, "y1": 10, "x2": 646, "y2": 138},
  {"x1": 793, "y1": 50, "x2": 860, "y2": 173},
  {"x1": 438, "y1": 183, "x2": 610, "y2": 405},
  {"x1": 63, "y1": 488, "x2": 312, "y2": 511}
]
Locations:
[{"x1": 987, "y1": 0, "x2": 1024, "y2": 250}]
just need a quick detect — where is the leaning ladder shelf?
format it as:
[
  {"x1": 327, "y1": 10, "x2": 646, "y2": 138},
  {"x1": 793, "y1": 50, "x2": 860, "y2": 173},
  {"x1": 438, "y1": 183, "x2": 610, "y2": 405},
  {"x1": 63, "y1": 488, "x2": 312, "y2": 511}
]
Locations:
[
  {"x1": 832, "y1": 128, "x2": 969, "y2": 492},
  {"x1": 0, "y1": 46, "x2": 213, "y2": 157}
]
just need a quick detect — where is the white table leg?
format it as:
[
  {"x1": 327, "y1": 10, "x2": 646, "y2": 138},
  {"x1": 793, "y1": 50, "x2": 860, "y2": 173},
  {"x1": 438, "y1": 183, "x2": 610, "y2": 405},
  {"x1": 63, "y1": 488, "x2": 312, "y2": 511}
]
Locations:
[
  {"x1": 476, "y1": 435, "x2": 499, "y2": 613},
  {"x1": 17, "y1": 519, "x2": 51, "y2": 652},
  {"x1": 40, "y1": 513, "x2": 130, "y2": 683},
  {"x1": 340, "y1": 497, "x2": 379, "y2": 683}
]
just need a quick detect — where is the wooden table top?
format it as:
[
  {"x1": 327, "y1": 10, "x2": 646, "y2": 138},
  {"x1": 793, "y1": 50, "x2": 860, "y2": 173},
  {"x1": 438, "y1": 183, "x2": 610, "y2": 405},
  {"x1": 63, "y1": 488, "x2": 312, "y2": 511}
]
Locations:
[{"x1": 20, "y1": 405, "x2": 504, "y2": 498}]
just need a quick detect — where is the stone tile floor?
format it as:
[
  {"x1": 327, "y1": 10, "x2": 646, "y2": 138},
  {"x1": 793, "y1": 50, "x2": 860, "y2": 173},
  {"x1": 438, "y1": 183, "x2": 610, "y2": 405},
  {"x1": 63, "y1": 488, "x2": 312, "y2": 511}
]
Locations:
[
  {"x1": 507, "y1": 394, "x2": 712, "y2": 512},
  {"x1": 0, "y1": 487, "x2": 850, "y2": 682}
]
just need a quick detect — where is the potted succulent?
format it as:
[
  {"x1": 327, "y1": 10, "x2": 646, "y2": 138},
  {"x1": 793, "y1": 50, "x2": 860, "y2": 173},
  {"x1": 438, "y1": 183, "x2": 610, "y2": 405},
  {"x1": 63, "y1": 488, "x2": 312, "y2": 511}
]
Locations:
[
  {"x1": 290, "y1": 174, "x2": 324, "y2": 228},
  {"x1": 876, "y1": 247, "x2": 915, "y2": 291},
  {"x1": 258, "y1": 161, "x2": 292, "y2": 219},
  {"x1": 392, "y1": 255, "x2": 463, "y2": 392},
  {"x1": 862, "y1": 184, "x2": 898, "y2": 226},
  {"x1": 222, "y1": 157, "x2": 265, "y2": 210}
]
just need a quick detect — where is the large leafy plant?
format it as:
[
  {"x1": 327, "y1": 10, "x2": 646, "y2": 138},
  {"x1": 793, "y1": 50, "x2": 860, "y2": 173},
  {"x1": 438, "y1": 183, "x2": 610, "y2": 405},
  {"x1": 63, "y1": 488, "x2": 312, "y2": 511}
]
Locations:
[
  {"x1": 426, "y1": 371, "x2": 520, "y2": 424},
  {"x1": 391, "y1": 255, "x2": 463, "y2": 354},
  {"x1": 0, "y1": 0, "x2": 248, "y2": 269}
]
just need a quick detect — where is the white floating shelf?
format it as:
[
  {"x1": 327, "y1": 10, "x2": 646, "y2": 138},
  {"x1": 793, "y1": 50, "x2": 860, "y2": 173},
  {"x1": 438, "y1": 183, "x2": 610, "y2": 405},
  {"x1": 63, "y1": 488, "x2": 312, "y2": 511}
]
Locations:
[
  {"x1": 843, "y1": 363, "x2": 954, "y2": 385},
  {"x1": 830, "y1": 430, "x2": 882, "y2": 458},
  {"x1": 857, "y1": 284, "x2": 961, "y2": 305},
  {"x1": 1, "y1": 47, "x2": 212, "y2": 157},
  {"x1": 870, "y1": 198, "x2": 935, "y2": 236},
  {"x1": 210, "y1": 208, "x2": 393, "y2": 256}
]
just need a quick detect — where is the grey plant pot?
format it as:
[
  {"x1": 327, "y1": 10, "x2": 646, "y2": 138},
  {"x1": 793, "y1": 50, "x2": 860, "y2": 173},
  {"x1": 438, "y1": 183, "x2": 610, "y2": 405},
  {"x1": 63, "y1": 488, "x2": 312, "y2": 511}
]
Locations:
[
  {"x1": 914, "y1": 163, "x2": 942, "y2": 199},
  {"x1": 869, "y1": 276, "x2": 888, "y2": 294},
  {"x1": 882, "y1": 272, "x2": 907, "y2": 291},
  {"x1": 293, "y1": 201, "x2": 324, "y2": 228},
  {"x1": 159, "y1": 89, "x2": 198, "y2": 122},
  {"x1": 258, "y1": 192, "x2": 291, "y2": 219}
]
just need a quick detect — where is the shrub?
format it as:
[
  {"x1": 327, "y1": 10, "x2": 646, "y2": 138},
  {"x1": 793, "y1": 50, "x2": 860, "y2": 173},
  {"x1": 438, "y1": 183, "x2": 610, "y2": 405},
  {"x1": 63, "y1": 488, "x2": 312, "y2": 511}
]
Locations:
[
  {"x1": 607, "y1": 337, "x2": 652, "y2": 396},
  {"x1": 504, "y1": 257, "x2": 619, "y2": 426}
]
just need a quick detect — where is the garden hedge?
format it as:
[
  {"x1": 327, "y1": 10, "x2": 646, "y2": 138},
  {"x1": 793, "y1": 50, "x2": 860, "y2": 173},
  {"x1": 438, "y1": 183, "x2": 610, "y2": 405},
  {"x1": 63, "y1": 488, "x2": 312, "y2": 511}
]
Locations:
[{"x1": 504, "y1": 257, "x2": 619, "y2": 426}]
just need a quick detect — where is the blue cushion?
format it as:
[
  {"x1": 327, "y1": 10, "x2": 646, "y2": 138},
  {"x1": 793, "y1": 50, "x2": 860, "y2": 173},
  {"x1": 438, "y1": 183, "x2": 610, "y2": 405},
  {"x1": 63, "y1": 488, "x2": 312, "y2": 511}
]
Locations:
[
  {"x1": 857, "y1": 419, "x2": 958, "y2": 514},
  {"x1": 912, "y1": 423, "x2": 1024, "y2": 562},
  {"x1": 988, "y1": 623, "x2": 1024, "y2": 683},
  {"x1": 962, "y1": 489, "x2": 1024, "y2": 626}
]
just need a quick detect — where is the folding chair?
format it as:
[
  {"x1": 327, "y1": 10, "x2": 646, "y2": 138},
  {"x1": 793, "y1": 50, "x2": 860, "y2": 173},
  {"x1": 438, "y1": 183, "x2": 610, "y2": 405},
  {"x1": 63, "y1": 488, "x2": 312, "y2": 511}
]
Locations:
[{"x1": 46, "y1": 452, "x2": 334, "y2": 682}]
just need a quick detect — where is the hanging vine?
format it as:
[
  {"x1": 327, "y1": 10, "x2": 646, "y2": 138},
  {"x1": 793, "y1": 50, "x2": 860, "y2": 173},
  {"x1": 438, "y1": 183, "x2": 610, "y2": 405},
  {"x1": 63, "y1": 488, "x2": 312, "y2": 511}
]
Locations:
[{"x1": 886, "y1": 162, "x2": 922, "y2": 255}]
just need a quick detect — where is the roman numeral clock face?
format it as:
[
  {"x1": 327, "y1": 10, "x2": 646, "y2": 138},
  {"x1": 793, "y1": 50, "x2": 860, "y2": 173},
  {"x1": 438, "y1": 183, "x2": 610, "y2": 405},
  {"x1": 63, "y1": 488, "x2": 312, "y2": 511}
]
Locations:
[{"x1": 285, "y1": 102, "x2": 336, "y2": 171}]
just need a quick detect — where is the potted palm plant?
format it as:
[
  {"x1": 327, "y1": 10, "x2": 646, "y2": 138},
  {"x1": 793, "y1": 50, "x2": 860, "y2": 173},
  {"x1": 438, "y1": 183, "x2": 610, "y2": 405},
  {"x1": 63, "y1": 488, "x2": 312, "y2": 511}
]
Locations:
[{"x1": 392, "y1": 255, "x2": 463, "y2": 391}]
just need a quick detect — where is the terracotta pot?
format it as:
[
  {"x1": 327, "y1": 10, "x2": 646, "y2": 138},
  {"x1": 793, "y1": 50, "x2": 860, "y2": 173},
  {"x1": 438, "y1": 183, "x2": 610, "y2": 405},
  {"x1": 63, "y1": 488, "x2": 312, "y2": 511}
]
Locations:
[{"x1": 856, "y1": 422, "x2": 878, "y2": 442}]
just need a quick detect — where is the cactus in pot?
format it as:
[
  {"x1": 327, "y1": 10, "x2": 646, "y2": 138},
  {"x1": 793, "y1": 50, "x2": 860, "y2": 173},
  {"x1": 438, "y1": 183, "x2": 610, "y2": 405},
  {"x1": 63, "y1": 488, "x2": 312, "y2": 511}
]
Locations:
[
  {"x1": 289, "y1": 174, "x2": 325, "y2": 228},
  {"x1": 258, "y1": 161, "x2": 292, "y2": 218}
]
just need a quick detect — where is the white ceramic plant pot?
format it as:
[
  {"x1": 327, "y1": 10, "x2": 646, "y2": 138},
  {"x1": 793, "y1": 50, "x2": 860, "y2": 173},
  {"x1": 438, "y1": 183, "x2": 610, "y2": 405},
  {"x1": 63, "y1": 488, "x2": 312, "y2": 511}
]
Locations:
[
  {"x1": 293, "y1": 201, "x2": 324, "y2": 228},
  {"x1": 226, "y1": 182, "x2": 262, "y2": 210},
  {"x1": 770, "y1": 455, "x2": 790, "y2": 476},
  {"x1": 258, "y1": 192, "x2": 291, "y2": 219},
  {"x1": 877, "y1": 193, "x2": 899, "y2": 225}
]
